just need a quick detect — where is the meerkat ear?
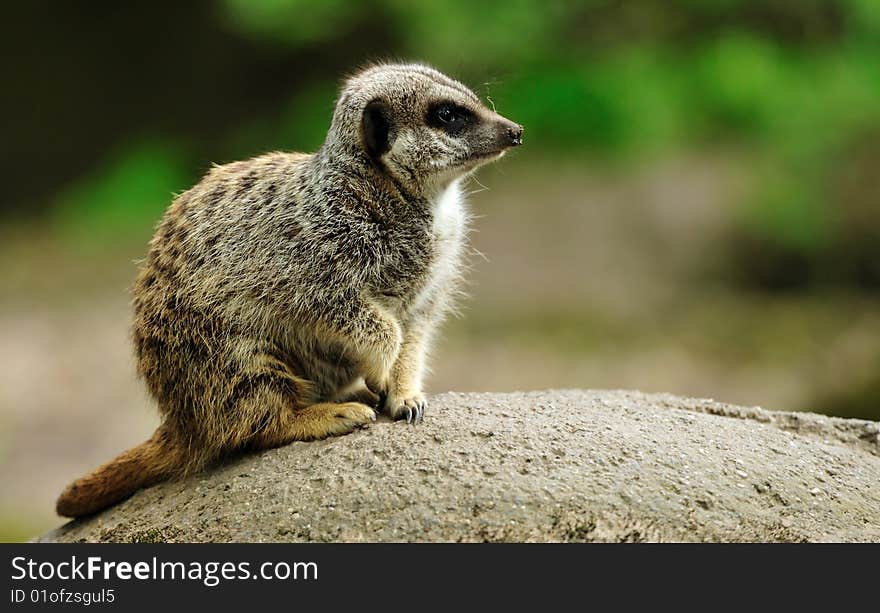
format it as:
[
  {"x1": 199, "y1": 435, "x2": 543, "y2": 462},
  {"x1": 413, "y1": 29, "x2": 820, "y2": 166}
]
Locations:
[{"x1": 362, "y1": 99, "x2": 393, "y2": 160}]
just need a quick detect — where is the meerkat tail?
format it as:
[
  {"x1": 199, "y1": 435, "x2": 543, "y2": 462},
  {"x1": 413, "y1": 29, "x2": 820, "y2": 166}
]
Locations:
[{"x1": 55, "y1": 425, "x2": 183, "y2": 518}]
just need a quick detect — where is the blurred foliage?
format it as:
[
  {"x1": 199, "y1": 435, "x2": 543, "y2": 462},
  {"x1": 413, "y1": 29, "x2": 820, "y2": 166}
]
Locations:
[
  {"x1": 223, "y1": 0, "x2": 371, "y2": 46},
  {"x1": 51, "y1": 142, "x2": 192, "y2": 248},
  {"x1": 821, "y1": 360, "x2": 880, "y2": 419},
  {"x1": 19, "y1": 0, "x2": 880, "y2": 284}
]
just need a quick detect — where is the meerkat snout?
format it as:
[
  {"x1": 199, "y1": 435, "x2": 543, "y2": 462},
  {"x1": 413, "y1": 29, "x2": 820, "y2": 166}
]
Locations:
[{"x1": 502, "y1": 121, "x2": 524, "y2": 147}]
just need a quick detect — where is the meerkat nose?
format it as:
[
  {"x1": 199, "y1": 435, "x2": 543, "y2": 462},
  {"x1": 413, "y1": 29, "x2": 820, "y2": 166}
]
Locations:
[
  {"x1": 496, "y1": 118, "x2": 523, "y2": 147},
  {"x1": 506, "y1": 125, "x2": 524, "y2": 147},
  {"x1": 494, "y1": 117, "x2": 523, "y2": 148}
]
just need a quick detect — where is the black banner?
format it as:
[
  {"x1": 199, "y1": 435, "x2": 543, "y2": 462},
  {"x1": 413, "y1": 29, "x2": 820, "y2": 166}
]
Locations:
[{"x1": 2, "y1": 543, "x2": 876, "y2": 610}]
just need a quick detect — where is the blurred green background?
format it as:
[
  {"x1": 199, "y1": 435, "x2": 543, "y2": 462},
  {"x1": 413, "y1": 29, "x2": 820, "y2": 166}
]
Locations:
[{"x1": 2, "y1": 0, "x2": 879, "y2": 540}]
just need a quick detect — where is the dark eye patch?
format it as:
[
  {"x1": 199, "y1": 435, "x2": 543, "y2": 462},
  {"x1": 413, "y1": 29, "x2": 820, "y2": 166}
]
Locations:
[{"x1": 427, "y1": 102, "x2": 475, "y2": 135}]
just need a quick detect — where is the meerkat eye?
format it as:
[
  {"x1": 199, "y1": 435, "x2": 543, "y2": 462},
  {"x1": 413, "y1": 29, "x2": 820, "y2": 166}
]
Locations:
[{"x1": 427, "y1": 103, "x2": 473, "y2": 134}]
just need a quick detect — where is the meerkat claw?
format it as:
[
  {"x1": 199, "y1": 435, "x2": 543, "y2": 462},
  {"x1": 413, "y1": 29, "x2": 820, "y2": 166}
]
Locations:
[
  {"x1": 413, "y1": 400, "x2": 426, "y2": 424},
  {"x1": 386, "y1": 396, "x2": 427, "y2": 424}
]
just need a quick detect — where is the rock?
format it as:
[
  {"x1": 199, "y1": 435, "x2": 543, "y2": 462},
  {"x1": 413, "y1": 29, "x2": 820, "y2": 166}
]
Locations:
[{"x1": 38, "y1": 390, "x2": 880, "y2": 543}]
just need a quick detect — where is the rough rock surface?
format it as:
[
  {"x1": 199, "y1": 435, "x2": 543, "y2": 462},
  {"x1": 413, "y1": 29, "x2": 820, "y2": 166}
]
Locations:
[{"x1": 40, "y1": 390, "x2": 880, "y2": 543}]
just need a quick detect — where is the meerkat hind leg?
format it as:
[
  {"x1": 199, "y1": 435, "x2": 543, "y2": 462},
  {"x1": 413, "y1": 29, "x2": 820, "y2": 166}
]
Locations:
[{"x1": 248, "y1": 402, "x2": 376, "y2": 450}]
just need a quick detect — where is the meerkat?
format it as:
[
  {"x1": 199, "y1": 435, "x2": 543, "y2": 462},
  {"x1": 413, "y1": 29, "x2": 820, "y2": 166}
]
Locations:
[{"x1": 55, "y1": 62, "x2": 522, "y2": 518}]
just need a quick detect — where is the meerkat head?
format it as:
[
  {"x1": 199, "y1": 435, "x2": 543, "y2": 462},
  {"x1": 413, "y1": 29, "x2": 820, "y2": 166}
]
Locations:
[{"x1": 326, "y1": 63, "x2": 523, "y2": 197}]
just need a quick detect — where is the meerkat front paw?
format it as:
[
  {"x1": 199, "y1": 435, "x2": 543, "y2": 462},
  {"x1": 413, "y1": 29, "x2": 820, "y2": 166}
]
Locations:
[{"x1": 383, "y1": 392, "x2": 427, "y2": 424}]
